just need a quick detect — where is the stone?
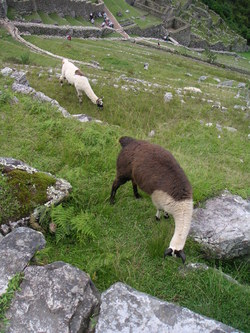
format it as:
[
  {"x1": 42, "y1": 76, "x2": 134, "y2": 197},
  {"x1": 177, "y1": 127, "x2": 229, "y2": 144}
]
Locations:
[
  {"x1": 12, "y1": 82, "x2": 34, "y2": 95},
  {"x1": 198, "y1": 75, "x2": 207, "y2": 82},
  {"x1": 219, "y1": 80, "x2": 234, "y2": 87},
  {"x1": 6, "y1": 262, "x2": 100, "y2": 333},
  {"x1": 1, "y1": 67, "x2": 13, "y2": 76},
  {"x1": 0, "y1": 233, "x2": 4, "y2": 242},
  {"x1": 0, "y1": 217, "x2": 29, "y2": 236},
  {"x1": 224, "y1": 126, "x2": 237, "y2": 133},
  {"x1": 164, "y1": 92, "x2": 173, "y2": 102},
  {"x1": 95, "y1": 282, "x2": 239, "y2": 333},
  {"x1": 238, "y1": 82, "x2": 246, "y2": 88},
  {"x1": 0, "y1": 227, "x2": 46, "y2": 295},
  {"x1": 34, "y1": 91, "x2": 53, "y2": 103},
  {"x1": 190, "y1": 191, "x2": 250, "y2": 259},
  {"x1": 10, "y1": 71, "x2": 29, "y2": 86},
  {"x1": 148, "y1": 130, "x2": 155, "y2": 137}
]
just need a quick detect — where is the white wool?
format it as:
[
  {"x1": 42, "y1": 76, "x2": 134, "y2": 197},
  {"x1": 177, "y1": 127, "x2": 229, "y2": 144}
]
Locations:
[
  {"x1": 151, "y1": 190, "x2": 193, "y2": 251},
  {"x1": 60, "y1": 59, "x2": 100, "y2": 104}
]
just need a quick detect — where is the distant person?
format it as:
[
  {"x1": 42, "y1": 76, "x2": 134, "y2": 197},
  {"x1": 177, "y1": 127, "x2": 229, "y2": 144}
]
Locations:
[
  {"x1": 91, "y1": 18, "x2": 95, "y2": 24},
  {"x1": 66, "y1": 34, "x2": 71, "y2": 41},
  {"x1": 101, "y1": 21, "x2": 106, "y2": 28},
  {"x1": 90, "y1": 12, "x2": 94, "y2": 20},
  {"x1": 158, "y1": 42, "x2": 160, "y2": 47}
]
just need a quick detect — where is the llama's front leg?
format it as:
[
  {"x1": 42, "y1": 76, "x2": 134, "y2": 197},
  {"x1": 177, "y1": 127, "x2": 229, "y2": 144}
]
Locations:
[
  {"x1": 155, "y1": 209, "x2": 161, "y2": 221},
  {"x1": 59, "y1": 76, "x2": 65, "y2": 86},
  {"x1": 77, "y1": 89, "x2": 83, "y2": 103}
]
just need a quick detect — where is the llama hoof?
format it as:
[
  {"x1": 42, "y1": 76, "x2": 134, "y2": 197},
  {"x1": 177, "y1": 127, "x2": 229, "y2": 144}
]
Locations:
[
  {"x1": 164, "y1": 212, "x2": 169, "y2": 219},
  {"x1": 135, "y1": 194, "x2": 142, "y2": 199},
  {"x1": 155, "y1": 216, "x2": 160, "y2": 221},
  {"x1": 164, "y1": 248, "x2": 173, "y2": 258},
  {"x1": 174, "y1": 249, "x2": 186, "y2": 264},
  {"x1": 164, "y1": 248, "x2": 186, "y2": 264},
  {"x1": 110, "y1": 198, "x2": 115, "y2": 205}
]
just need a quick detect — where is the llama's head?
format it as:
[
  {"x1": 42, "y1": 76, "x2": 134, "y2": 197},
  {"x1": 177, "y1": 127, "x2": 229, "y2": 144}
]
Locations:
[
  {"x1": 97, "y1": 97, "x2": 104, "y2": 108},
  {"x1": 164, "y1": 248, "x2": 186, "y2": 264}
]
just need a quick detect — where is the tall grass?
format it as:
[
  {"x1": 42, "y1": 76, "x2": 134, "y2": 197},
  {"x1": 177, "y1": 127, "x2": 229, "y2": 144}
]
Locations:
[{"x1": 0, "y1": 28, "x2": 249, "y2": 332}]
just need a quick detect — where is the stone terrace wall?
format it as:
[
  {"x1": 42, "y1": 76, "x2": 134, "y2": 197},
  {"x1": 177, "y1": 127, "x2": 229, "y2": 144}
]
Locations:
[
  {"x1": 6, "y1": 0, "x2": 104, "y2": 19},
  {"x1": 165, "y1": 17, "x2": 191, "y2": 46},
  {"x1": 0, "y1": 0, "x2": 7, "y2": 18},
  {"x1": 14, "y1": 21, "x2": 113, "y2": 38},
  {"x1": 125, "y1": 24, "x2": 163, "y2": 38}
]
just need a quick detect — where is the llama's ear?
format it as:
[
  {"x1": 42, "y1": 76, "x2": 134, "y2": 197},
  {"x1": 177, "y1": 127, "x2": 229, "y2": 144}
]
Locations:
[
  {"x1": 174, "y1": 250, "x2": 186, "y2": 264},
  {"x1": 164, "y1": 248, "x2": 173, "y2": 258}
]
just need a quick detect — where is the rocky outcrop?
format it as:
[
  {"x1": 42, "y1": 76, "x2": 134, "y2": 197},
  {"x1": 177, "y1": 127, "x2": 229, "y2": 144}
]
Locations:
[
  {"x1": 95, "y1": 282, "x2": 240, "y2": 333},
  {"x1": 0, "y1": 228, "x2": 242, "y2": 333},
  {"x1": 0, "y1": 227, "x2": 46, "y2": 295},
  {"x1": 6, "y1": 261, "x2": 100, "y2": 333},
  {"x1": 0, "y1": 157, "x2": 72, "y2": 235},
  {"x1": 190, "y1": 191, "x2": 250, "y2": 259}
]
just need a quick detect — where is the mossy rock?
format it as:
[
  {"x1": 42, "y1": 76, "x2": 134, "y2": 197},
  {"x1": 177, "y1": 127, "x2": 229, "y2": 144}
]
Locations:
[{"x1": 0, "y1": 167, "x2": 56, "y2": 225}]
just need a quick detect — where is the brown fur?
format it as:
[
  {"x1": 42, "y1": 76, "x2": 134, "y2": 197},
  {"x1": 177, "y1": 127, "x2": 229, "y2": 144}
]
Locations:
[
  {"x1": 111, "y1": 137, "x2": 192, "y2": 202},
  {"x1": 75, "y1": 69, "x2": 85, "y2": 76}
]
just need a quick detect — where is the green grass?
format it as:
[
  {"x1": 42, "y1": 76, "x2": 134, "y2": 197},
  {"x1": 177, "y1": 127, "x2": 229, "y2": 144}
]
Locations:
[
  {"x1": 103, "y1": 0, "x2": 162, "y2": 28},
  {"x1": 0, "y1": 273, "x2": 23, "y2": 332},
  {"x1": 0, "y1": 28, "x2": 250, "y2": 332}
]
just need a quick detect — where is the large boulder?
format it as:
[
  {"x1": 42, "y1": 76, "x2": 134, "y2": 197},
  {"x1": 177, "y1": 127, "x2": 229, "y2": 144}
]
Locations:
[
  {"x1": 6, "y1": 261, "x2": 100, "y2": 333},
  {"x1": 0, "y1": 227, "x2": 46, "y2": 295},
  {"x1": 95, "y1": 282, "x2": 239, "y2": 332},
  {"x1": 190, "y1": 191, "x2": 250, "y2": 259}
]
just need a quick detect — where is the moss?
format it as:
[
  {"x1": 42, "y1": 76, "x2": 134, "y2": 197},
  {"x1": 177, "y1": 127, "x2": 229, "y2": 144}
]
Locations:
[{"x1": 0, "y1": 169, "x2": 56, "y2": 225}]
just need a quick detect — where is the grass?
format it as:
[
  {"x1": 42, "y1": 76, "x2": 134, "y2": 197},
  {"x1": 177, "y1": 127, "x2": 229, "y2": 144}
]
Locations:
[
  {"x1": 0, "y1": 27, "x2": 250, "y2": 332},
  {"x1": 103, "y1": 0, "x2": 162, "y2": 29},
  {"x1": 0, "y1": 273, "x2": 23, "y2": 332}
]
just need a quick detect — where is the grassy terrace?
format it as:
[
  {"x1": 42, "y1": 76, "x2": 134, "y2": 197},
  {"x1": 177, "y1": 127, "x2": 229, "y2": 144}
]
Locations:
[
  {"x1": 103, "y1": 0, "x2": 162, "y2": 28},
  {"x1": 0, "y1": 27, "x2": 250, "y2": 332}
]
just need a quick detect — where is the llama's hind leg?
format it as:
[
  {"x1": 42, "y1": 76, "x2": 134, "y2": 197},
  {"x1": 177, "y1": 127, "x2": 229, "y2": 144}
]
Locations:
[
  {"x1": 110, "y1": 177, "x2": 129, "y2": 204},
  {"x1": 132, "y1": 180, "x2": 141, "y2": 199}
]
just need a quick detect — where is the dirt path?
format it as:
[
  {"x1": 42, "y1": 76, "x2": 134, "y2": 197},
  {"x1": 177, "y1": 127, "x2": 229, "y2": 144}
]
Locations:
[
  {"x1": 0, "y1": 18, "x2": 101, "y2": 69},
  {"x1": 103, "y1": 5, "x2": 130, "y2": 39}
]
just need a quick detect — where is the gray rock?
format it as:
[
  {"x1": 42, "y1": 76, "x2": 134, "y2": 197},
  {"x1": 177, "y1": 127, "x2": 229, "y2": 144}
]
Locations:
[
  {"x1": 224, "y1": 126, "x2": 237, "y2": 133},
  {"x1": 198, "y1": 75, "x2": 207, "y2": 82},
  {"x1": 10, "y1": 71, "x2": 29, "y2": 86},
  {"x1": 1, "y1": 67, "x2": 13, "y2": 76},
  {"x1": 238, "y1": 82, "x2": 246, "y2": 88},
  {"x1": 12, "y1": 82, "x2": 34, "y2": 95},
  {"x1": 95, "y1": 282, "x2": 239, "y2": 333},
  {"x1": 219, "y1": 80, "x2": 234, "y2": 87},
  {"x1": 148, "y1": 130, "x2": 155, "y2": 137},
  {"x1": 0, "y1": 217, "x2": 30, "y2": 236},
  {"x1": 190, "y1": 191, "x2": 250, "y2": 259},
  {"x1": 0, "y1": 233, "x2": 3, "y2": 242},
  {"x1": 164, "y1": 92, "x2": 173, "y2": 102},
  {"x1": 6, "y1": 262, "x2": 100, "y2": 333},
  {"x1": 0, "y1": 227, "x2": 46, "y2": 295},
  {"x1": 34, "y1": 91, "x2": 53, "y2": 103}
]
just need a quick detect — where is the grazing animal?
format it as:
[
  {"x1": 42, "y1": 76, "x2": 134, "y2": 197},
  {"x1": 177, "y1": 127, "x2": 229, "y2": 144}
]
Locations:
[
  {"x1": 110, "y1": 136, "x2": 193, "y2": 263},
  {"x1": 59, "y1": 59, "x2": 103, "y2": 108}
]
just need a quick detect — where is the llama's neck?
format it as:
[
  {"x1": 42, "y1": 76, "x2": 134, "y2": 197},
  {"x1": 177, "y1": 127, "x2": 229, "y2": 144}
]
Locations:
[{"x1": 84, "y1": 80, "x2": 99, "y2": 104}]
